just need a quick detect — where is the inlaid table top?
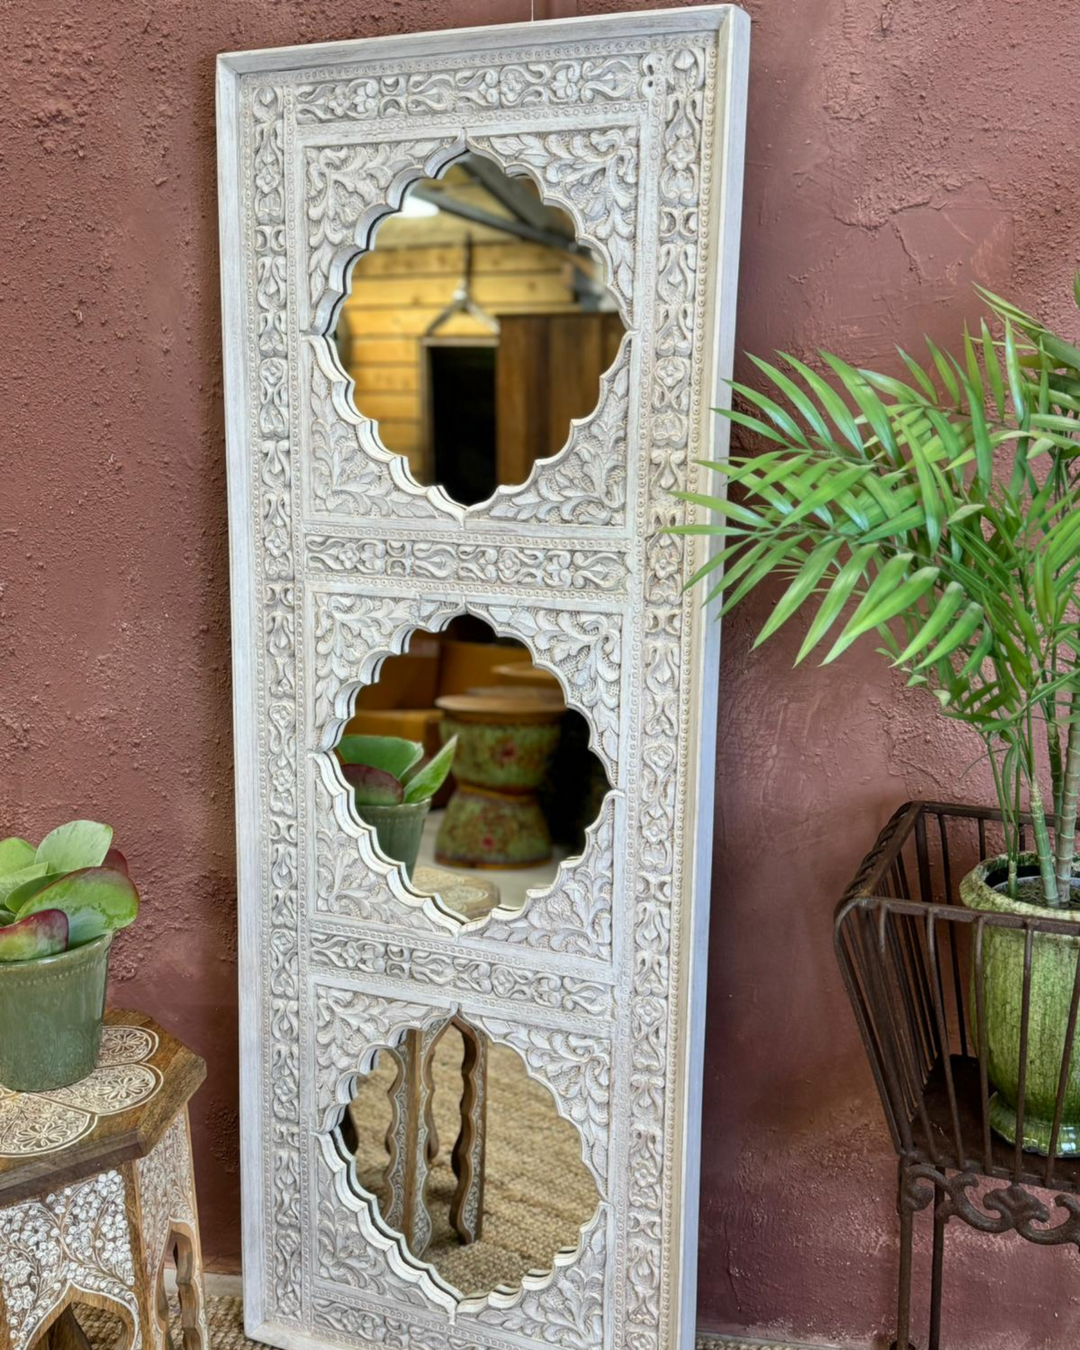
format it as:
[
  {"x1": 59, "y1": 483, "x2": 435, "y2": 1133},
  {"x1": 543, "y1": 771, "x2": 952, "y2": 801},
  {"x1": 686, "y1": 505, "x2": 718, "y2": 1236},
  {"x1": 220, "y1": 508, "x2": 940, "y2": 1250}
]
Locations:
[{"x1": 0, "y1": 1009, "x2": 205, "y2": 1207}]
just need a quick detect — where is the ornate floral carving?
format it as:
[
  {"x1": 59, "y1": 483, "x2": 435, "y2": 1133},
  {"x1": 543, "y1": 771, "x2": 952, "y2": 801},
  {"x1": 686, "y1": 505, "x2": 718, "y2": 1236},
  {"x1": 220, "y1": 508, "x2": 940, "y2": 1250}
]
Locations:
[
  {"x1": 620, "y1": 43, "x2": 713, "y2": 1350},
  {"x1": 484, "y1": 793, "x2": 615, "y2": 962},
  {"x1": 311, "y1": 929, "x2": 614, "y2": 1020},
  {"x1": 473, "y1": 1017, "x2": 610, "y2": 1187},
  {"x1": 312, "y1": 592, "x2": 462, "y2": 732},
  {"x1": 483, "y1": 341, "x2": 630, "y2": 528},
  {"x1": 474, "y1": 604, "x2": 622, "y2": 780},
  {"x1": 461, "y1": 1209, "x2": 608, "y2": 1348},
  {"x1": 306, "y1": 533, "x2": 630, "y2": 595},
  {"x1": 295, "y1": 56, "x2": 642, "y2": 123},
  {"x1": 249, "y1": 81, "x2": 304, "y2": 1322},
  {"x1": 306, "y1": 139, "x2": 461, "y2": 324},
  {"x1": 470, "y1": 130, "x2": 637, "y2": 319},
  {"x1": 0, "y1": 1171, "x2": 139, "y2": 1350},
  {"x1": 307, "y1": 346, "x2": 458, "y2": 522},
  {"x1": 313, "y1": 987, "x2": 439, "y2": 1124}
]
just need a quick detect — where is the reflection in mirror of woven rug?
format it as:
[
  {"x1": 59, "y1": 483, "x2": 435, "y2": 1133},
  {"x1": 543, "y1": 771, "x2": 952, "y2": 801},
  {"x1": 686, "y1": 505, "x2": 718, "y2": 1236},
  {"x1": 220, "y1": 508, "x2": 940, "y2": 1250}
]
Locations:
[{"x1": 348, "y1": 1024, "x2": 599, "y2": 1296}]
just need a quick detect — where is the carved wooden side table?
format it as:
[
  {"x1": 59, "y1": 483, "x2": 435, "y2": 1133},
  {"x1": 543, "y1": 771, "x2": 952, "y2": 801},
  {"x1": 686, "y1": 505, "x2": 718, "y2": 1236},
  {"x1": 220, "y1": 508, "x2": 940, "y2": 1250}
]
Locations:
[{"x1": 0, "y1": 1011, "x2": 208, "y2": 1350}]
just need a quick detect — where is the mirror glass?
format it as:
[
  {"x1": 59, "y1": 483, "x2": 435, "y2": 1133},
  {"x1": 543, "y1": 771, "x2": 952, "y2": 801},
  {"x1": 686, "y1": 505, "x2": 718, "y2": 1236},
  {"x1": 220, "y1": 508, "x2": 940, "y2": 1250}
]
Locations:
[
  {"x1": 333, "y1": 156, "x2": 625, "y2": 507},
  {"x1": 344, "y1": 1014, "x2": 600, "y2": 1297},
  {"x1": 334, "y1": 615, "x2": 610, "y2": 919}
]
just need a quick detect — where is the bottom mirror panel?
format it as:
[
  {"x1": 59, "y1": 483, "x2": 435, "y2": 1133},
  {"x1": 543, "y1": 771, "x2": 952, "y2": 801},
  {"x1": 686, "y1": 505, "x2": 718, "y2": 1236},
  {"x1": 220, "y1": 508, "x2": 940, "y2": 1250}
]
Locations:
[{"x1": 343, "y1": 1017, "x2": 600, "y2": 1297}]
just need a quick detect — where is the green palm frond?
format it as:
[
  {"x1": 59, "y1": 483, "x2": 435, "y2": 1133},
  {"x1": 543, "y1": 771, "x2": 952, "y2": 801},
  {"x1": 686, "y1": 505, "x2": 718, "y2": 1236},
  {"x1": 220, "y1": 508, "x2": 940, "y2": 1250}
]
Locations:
[{"x1": 675, "y1": 278, "x2": 1080, "y2": 905}]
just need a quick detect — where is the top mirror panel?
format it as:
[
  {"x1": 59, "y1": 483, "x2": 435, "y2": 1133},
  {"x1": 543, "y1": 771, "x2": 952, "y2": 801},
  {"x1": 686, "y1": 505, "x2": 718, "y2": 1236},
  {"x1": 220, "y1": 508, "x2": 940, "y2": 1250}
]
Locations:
[{"x1": 332, "y1": 155, "x2": 625, "y2": 508}]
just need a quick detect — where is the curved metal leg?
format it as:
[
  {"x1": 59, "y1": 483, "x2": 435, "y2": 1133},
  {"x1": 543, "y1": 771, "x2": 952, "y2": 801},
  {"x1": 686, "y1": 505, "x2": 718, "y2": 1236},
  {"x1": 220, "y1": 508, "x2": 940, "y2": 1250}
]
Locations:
[
  {"x1": 893, "y1": 1164, "x2": 915, "y2": 1350},
  {"x1": 928, "y1": 1183, "x2": 948, "y2": 1350}
]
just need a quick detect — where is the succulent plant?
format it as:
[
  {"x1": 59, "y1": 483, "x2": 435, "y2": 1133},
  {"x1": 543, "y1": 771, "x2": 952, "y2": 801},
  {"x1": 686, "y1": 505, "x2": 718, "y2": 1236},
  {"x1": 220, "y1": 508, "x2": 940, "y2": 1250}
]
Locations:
[
  {"x1": 336, "y1": 734, "x2": 458, "y2": 807},
  {"x1": 0, "y1": 821, "x2": 138, "y2": 964}
]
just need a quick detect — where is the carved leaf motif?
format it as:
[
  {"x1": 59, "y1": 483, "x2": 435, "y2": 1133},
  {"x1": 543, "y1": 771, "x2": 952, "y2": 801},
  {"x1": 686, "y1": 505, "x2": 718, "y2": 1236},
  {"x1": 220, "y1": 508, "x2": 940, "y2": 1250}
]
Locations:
[
  {"x1": 474, "y1": 1017, "x2": 611, "y2": 1186},
  {"x1": 313, "y1": 987, "x2": 438, "y2": 1122},
  {"x1": 462, "y1": 1208, "x2": 608, "y2": 1348},
  {"x1": 306, "y1": 535, "x2": 630, "y2": 594},
  {"x1": 484, "y1": 340, "x2": 630, "y2": 527},
  {"x1": 312, "y1": 593, "x2": 461, "y2": 731},
  {"x1": 306, "y1": 140, "x2": 460, "y2": 321},
  {"x1": 310, "y1": 929, "x2": 614, "y2": 1019},
  {"x1": 308, "y1": 351, "x2": 457, "y2": 522},
  {"x1": 473, "y1": 128, "x2": 637, "y2": 319},
  {"x1": 474, "y1": 604, "x2": 622, "y2": 780},
  {"x1": 295, "y1": 57, "x2": 642, "y2": 123},
  {"x1": 484, "y1": 793, "x2": 615, "y2": 961}
]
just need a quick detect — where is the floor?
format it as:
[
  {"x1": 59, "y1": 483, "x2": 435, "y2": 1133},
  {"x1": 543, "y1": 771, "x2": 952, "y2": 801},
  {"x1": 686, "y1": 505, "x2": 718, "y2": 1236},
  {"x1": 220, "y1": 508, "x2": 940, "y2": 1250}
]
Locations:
[{"x1": 78, "y1": 1296, "x2": 818, "y2": 1350}]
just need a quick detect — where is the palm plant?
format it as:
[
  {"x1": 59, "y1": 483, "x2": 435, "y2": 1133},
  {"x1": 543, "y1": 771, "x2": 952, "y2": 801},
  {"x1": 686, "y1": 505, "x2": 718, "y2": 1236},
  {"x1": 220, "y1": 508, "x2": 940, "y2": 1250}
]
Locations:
[{"x1": 679, "y1": 282, "x2": 1080, "y2": 907}]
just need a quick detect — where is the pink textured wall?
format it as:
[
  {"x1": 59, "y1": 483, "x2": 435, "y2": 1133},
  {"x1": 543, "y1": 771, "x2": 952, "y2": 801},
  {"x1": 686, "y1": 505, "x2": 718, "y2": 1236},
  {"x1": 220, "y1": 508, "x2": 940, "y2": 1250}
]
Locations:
[{"x1": 0, "y1": 0, "x2": 1076, "y2": 1343}]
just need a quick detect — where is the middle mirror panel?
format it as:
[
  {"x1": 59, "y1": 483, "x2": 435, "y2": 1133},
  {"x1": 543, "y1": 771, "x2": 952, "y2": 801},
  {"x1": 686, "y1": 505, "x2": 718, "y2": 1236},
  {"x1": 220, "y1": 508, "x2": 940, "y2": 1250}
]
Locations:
[
  {"x1": 334, "y1": 155, "x2": 625, "y2": 507},
  {"x1": 334, "y1": 615, "x2": 611, "y2": 920}
]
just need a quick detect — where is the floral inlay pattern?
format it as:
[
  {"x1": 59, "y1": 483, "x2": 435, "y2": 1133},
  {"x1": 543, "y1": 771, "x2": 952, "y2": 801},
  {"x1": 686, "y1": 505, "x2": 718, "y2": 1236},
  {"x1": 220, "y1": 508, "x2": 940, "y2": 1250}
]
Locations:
[
  {"x1": 0, "y1": 1170, "x2": 139, "y2": 1350},
  {"x1": 0, "y1": 1026, "x2": 161, "y2": 1158}
]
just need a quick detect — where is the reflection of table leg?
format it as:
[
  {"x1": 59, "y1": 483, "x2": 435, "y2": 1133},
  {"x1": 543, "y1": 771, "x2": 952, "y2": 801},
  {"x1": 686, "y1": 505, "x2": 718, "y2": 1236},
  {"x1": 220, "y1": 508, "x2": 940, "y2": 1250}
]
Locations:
[
  {"x1": 381, "y1": 1019, "x2": 488, "y2": 1254},
  {"x1": 450, "y1": 1023, "x2": 487, "y2": 1246},
  {"x1": 383, "y1": 1027, "x2": 437, "y2": 1256}
]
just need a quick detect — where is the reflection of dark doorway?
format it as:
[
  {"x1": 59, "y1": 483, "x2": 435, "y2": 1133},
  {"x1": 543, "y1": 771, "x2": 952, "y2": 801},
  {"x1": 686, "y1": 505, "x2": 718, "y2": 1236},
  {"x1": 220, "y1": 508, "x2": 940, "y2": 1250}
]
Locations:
[{"x1": 425, "y1": 342, "x2": 497, "y2": 507}]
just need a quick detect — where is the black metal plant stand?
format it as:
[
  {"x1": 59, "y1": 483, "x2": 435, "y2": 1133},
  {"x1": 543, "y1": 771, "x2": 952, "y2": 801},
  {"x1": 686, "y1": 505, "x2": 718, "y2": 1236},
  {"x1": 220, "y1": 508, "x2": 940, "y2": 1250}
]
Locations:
[{"x1": 835, "y1": 802, "x2": 1080, "y2": 1350}]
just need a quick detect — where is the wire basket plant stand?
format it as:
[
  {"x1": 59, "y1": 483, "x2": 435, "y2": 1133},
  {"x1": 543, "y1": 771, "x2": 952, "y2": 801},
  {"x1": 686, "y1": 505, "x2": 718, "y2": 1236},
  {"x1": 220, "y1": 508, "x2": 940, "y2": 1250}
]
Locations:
[{"x1": 835, "y1": 801, "x2": 1080, "y2": 1350}]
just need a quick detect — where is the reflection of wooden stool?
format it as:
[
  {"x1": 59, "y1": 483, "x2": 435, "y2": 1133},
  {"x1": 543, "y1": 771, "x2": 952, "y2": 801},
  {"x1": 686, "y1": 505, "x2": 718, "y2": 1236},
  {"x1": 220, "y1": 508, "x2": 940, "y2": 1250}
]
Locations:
[
  {"x1": 411, "y1": 865, "x2": 501, "y2": 921},
  {"x1": 382, "y1": 1018, "x2": 487, "y2": 1254},
  {"x1": 0, "y1": 1011, "x2": 207, "y2": 1350}
]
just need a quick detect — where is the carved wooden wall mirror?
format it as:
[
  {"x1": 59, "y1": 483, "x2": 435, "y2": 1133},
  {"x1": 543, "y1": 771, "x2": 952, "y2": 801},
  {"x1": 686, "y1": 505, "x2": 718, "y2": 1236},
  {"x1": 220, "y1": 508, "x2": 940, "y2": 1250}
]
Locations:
[{"x1": 217, "y1": 8, "x2": 748, "y2": 1350}]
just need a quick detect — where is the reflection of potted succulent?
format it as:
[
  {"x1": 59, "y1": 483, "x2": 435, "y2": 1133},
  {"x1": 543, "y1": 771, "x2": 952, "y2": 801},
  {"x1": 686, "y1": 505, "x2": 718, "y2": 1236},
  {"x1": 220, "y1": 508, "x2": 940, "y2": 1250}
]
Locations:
[
  {"x1": 337, "y1": 734, "x2": 457, "y2": 879},
  {"x1": 0, "y1": 820, "x2": 139, "y2": 1091},
  {"x1": 681, "y1": 283, "x2": 1080, "y2": 1154}
]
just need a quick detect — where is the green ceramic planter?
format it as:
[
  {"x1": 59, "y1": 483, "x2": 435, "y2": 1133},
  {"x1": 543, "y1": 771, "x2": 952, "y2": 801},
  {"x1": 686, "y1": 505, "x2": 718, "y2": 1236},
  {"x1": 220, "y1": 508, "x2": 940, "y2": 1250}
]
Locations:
[
  {"x1": 357, "y1": 800, "x2": 431, "y2": 879},
  {"x1": 0, "y1": 933, "x2": 112, "y2": 1092},
  {"x1": 962, "y1": 854, "x2": 1080, "y2": 1155}
]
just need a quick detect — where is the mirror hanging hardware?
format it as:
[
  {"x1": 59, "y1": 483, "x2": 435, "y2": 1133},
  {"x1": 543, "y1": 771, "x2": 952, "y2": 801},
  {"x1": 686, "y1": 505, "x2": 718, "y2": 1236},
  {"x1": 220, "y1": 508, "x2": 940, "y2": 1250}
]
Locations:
[{"x1": 424, "y1": 236, "x2": 500, "y2": 338}]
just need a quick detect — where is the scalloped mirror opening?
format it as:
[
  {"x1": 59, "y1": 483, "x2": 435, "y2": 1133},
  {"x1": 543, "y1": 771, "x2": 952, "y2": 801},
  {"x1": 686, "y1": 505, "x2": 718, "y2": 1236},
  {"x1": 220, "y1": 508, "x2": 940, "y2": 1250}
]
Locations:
[
  {"x1": 342, "y1": 1016, "x2": 600, "y2": 1298},
  {"x1": 332, "y1": 155, "x2": 625, "y2": 507},
  {"x1": 334, "y1": 615, "x2": 611, "y2": 920}
]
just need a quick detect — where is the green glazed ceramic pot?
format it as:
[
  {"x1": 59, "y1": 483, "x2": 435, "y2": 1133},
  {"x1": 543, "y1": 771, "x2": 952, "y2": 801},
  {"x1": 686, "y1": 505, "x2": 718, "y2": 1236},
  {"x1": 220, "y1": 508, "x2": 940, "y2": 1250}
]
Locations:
[
  {"x1": 961, "y1": 854, "x2": 1080, "y2": 1155},
  {"x1": 357, "y1": 800, "x2": 431, "y2": 879},
  {"x1": 0, "y1": 933, "x2": 112, "y2": 1092}
]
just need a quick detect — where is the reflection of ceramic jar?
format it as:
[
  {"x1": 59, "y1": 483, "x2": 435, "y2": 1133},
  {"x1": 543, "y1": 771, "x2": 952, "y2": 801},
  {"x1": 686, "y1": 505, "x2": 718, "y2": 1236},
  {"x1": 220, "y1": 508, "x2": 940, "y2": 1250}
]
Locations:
[{"x1": 434, "y1": 694, "x2": 563, "y2": 868}]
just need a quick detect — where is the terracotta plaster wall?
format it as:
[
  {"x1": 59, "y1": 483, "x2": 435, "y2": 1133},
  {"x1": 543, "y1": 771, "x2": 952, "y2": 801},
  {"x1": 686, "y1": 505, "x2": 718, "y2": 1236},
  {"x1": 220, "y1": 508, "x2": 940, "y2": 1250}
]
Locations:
[{"x1": 0, "y1": 0, "x2": 1077, "y2": 1343}]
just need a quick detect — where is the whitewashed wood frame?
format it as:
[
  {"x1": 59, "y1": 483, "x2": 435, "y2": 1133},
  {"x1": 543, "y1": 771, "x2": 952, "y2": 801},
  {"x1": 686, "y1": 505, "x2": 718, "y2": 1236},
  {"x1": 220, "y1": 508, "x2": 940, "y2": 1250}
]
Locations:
[{"x1": 217, "y1": 9, "x2": 748, "y2": 1350}]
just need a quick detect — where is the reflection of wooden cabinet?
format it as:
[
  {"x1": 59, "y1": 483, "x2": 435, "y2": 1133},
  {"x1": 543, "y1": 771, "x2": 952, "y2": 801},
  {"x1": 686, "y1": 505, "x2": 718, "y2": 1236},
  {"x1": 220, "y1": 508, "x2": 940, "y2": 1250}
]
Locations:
[{"x1": 495, "y1": 313, "x2": 624, "y2": 485}]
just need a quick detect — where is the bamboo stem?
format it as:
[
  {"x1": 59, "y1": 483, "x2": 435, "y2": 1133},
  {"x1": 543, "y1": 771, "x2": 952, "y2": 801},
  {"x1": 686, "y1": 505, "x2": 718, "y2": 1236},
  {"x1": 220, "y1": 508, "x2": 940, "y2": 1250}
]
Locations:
[
  {"x1": 1031, "y1": 774, "x2": 1060, "y2": 906},
  {"x1": 1054, "y1": 691, "x2": 1080, "y2": 897}
]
